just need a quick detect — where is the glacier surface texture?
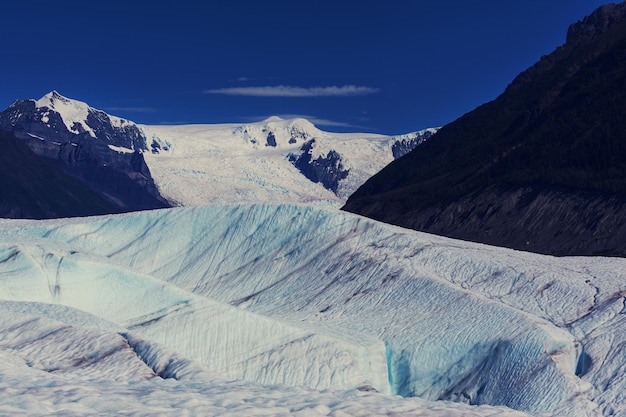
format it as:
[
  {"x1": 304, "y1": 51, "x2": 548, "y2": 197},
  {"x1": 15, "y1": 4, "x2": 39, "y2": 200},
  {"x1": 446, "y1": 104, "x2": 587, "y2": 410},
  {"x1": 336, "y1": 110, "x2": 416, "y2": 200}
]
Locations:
[{"x1": 0, "y1": 204, "x2": 625, "y2": 416}]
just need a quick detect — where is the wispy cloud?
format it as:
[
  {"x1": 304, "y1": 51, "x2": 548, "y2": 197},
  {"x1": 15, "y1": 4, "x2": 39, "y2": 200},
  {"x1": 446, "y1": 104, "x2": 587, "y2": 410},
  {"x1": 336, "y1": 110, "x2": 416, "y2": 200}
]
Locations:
[
  {"x1": 204, "y1": 85, "x2": 380, "y2": 97},
  {"x1": 242, "y1": 114, "x2": 371, "y2": 129},
  {"x1": 105, "y1": 107, "x2": 158, "y2": 113},
  {"x1": 277, "y1": 114, "x2": 356, "y2": 128}
]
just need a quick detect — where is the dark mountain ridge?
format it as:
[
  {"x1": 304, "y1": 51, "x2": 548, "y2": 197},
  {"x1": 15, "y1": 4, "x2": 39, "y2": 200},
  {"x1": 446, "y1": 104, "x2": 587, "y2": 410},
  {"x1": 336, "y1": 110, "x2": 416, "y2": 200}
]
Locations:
[
  {"x1": 0, "y1": 129, "x2": 123, "y2": 219},
  {"x1": 343, "y1": 2, "x2": 626, "y2": 256}
]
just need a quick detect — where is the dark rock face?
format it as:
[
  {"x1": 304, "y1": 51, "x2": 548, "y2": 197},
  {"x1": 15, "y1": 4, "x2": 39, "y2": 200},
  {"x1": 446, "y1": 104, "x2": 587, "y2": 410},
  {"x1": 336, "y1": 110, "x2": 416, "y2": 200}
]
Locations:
[
  {"x1": 392, "y1": 130, "x2": 435, "y2": 159},
  {"x1": 0, "y1": 129, "x2": 122, "y2": 219},
  {"x1": 54, "y1": 139, "x2": 167, "y2": 210},
  {"x1": 566, "y1": 3, "x2": 626, "y2": 45},
  {"x1": 375, "y1": 184, "x2": 626, "y2": 257},
  {"x1": 150, "y1": 137, "x2": 170, "y2": 154},
  {"x1": 344, "y1": 3, "x2": 626, "y2": 257},
  {"x1": 151, "y1": 139, "x2": 162, "y2": 153},
  {"x1": 288, "y1": 139, "x2": 349, "y2": 194},
  {"x1": 288, "y1": 124, "x2": 310, "y2": 143},
  {"x1": 84, "y1": 110, "x2": 147, "y2": 151},
  {"x1": 266, "y1": 132, "x2": 277, "y2": 147},
  {"x1": 0, "y1": 94, "x2": 170, "y2": 213}
]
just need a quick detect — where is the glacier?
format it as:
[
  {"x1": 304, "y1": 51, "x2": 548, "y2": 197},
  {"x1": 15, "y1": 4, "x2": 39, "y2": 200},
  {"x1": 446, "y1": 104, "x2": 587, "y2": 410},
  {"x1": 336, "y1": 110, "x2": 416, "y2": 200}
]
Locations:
[
  {"x1": 0, "y1": 247, "x2": 529, "y2": 417},
  {"x1": 0, "y1": 238, "x2": 388, "y2": 392},
  {"x1": 0, "y1": 302, "x2": 534, "y2": 417},
  {"x1": 1, "y1": 204, "x2": 625, "y2": 416},
  {"x1": 141, "y1": 118, "x2": 436, "y2": 206}
]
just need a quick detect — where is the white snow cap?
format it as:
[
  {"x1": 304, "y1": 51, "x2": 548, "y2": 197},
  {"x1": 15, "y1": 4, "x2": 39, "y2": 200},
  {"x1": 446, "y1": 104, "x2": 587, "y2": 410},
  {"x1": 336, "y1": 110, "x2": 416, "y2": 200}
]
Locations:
[
  {"x1": 34, "y1": 91, "x2": 135, "y2": 136},
  {"x1": 35, "y1": 91, "x2": 96, "y2": 137},
  {"x1": 263, "y1": 115, "x2": 285, "y2": 122}
]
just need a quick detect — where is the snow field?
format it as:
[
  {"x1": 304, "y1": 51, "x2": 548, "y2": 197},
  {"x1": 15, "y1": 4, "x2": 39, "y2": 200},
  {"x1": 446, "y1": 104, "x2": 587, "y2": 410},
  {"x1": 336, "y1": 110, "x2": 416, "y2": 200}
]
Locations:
[{"x1": 140, "y1": 118, "x2": 434, "y2": 206}]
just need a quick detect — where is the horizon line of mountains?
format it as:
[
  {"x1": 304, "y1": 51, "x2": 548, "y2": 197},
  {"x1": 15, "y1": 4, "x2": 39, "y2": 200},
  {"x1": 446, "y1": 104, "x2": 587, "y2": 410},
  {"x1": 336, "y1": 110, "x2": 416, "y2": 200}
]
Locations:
[
  {"x1": 0, "y1": 91, "x2": 434, "y2": 216},
  {"x1": 3, "y1": 1, "x2": 626, "y2": 257}
]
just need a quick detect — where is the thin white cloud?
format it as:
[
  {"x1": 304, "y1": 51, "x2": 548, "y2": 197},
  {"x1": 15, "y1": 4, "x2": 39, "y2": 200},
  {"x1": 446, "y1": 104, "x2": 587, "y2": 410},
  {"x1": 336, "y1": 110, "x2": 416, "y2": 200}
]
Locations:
[
  {"x1": 105, "y1": 107, "x2": 158, "y2": 113},
  {"x1": 277, "y1": 114, "x2": 355, "y2": 128},
  {"x1": 241, "y1": 114, "x2": 370, "y2": 129},
  {"x1": 204, "y1": 85, "x2": 380, "y2": 97}
]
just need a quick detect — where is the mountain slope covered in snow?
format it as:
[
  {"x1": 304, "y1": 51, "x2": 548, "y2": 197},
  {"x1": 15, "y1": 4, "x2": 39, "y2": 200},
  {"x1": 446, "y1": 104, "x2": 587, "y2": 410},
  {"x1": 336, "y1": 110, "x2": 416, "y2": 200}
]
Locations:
[
  {"x1": 141, "y1": 118, "x2": 436, "y2": 206},
  {"x1": 1, "y1": 204, "x2": 625, "y2": 416}
]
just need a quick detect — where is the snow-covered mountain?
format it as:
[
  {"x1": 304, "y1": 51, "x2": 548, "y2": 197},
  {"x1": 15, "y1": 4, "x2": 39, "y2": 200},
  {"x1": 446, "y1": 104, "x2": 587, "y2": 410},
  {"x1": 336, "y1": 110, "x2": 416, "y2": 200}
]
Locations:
[
  {"x1": 141, "y1": 117, "x2": 436, "y2": 206},
  {"x1": 3, "y1": 91, "x2": 625, "y2": 417},
  {"x1": 0, "y1": 91, "x2": 435, "y2": 211},
  {"x1": 1, "y1": 204, "x2": 625, "y2": 416},
  {"x1": 5, "y1": 90, "x2": 147, "y2": 151},
  {"x1": 0, "y1": 91, "x2": 169, "y2": 213}
]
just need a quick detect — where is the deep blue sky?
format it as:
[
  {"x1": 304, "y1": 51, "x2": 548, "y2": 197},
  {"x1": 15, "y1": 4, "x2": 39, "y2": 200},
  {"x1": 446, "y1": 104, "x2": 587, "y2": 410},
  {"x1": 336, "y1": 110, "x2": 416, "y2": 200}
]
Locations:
[{"x1": 0, "y1": 1, "x2": 612, "y2": 134}]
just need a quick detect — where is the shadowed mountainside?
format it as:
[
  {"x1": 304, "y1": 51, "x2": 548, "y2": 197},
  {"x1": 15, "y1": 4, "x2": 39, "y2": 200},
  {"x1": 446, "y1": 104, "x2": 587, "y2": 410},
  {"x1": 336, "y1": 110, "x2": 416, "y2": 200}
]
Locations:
[
  {"x1": 344, "y1": 2, "x2": 626, "y2": 256},
  {"x1": 0, "y1": 129, "x2": 123, "y2": 219}
]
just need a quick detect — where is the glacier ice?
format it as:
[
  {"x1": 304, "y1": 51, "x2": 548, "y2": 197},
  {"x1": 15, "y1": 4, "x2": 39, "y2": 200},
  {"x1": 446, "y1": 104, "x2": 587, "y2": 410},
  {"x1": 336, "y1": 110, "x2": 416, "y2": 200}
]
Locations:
[
  {"x1": 1, "y1": 204, "x2": 626, "y2": 416},
  {"x1": 0, "y1": 300, "x2": 533, "y2": 417},
  {"x1": 0, "y1": 240, "x2": 388, "y2": 393}
]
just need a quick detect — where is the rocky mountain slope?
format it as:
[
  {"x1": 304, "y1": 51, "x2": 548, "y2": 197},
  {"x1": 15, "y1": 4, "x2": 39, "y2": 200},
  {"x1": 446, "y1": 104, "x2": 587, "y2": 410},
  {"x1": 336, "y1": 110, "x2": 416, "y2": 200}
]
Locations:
[
  {"x1": 0, "y1": 129, "x2": 122, "y2": 218},
  {"x1": 343, "y1": 2, "x2": 626, "y2": 256},
  {"x1": 0, "y1": 91, "x2": 170, "y2": 214}
]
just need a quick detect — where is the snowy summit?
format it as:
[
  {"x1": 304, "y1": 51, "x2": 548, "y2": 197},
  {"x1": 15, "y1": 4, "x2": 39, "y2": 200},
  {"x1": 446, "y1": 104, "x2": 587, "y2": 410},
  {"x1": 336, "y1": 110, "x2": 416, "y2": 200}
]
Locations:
[{"x1": 34, "y1": 91, "x2": 134, "y2": 138}]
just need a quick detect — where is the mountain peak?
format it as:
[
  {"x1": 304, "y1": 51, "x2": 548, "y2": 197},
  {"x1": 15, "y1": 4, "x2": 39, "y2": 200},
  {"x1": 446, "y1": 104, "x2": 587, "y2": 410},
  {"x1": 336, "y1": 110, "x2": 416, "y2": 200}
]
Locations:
[
  {"x1": 261, "y1": 115, "x2": 316, "y2": 129},
  {"x1": 566, "y1": 2, "x2": 626, "y2": 45},
  {"x1": 34, "y1": 90, "x2": 92, "y2": 118},
  {"x1": 36, "y1": 90, "x2": 76, "y2": 108},
  {"x1": 254, "y1": 116, "x2": 321, "y2": 139},
  {"x1": 263, "y1": 116, "x2": 284, "y2": 123},
  {"x1": 49, "y1": 90, "x2": 67, "y2": 100},
  {"x1": 34, "y1": 91, "x2": 94, "y2": 136}
]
